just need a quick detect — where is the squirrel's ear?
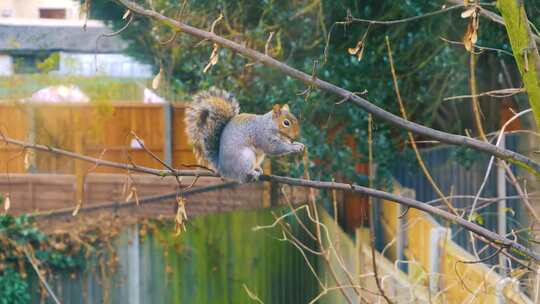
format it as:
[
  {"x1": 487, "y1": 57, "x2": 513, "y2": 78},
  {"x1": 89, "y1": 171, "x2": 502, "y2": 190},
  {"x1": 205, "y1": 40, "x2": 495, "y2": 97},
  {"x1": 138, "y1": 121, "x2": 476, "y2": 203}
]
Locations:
[
  {"x1": 282, "y1": 104, "x2": 290, "y2": 112},
  {"x1": 272, "y1": 104, "x2": 282, "y2": 117}
]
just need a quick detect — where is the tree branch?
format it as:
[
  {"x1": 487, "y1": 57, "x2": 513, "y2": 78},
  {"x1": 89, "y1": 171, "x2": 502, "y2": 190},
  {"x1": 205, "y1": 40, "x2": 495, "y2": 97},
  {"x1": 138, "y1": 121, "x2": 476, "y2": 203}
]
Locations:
[
  {"x1": 113, "y1": 0, "x2": 540, "y2": 177},
  {"x1": 498, "y1": 0, "x2": 540, "y2": 131},
  {"x1": 2, "y1": 135, "x2": 538, "y2": 261}
]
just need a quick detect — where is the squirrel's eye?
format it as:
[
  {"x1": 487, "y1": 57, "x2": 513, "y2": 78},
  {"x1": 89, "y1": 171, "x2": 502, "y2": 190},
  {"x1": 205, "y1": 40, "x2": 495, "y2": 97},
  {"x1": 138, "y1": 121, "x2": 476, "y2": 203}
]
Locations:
[{"x1": 282, "y1": 119, "x2": 290, "y2": 127}]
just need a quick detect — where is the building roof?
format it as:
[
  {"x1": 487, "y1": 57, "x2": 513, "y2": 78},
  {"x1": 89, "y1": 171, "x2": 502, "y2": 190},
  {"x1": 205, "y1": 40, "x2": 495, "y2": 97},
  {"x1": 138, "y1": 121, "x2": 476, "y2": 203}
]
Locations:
[{"x1": 0, "y1": 19, "x2": 128, "y2": 53}]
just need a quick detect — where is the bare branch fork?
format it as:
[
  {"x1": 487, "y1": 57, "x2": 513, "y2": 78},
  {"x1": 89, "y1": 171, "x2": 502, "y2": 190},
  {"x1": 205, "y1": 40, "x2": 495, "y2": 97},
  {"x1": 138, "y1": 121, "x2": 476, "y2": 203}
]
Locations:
[
  {"x1": 114, "y1": 0, "x2": 540, "y2": 177},
  {"x1": 2, "y1": 135, "x2": 539, "y2": 262}
]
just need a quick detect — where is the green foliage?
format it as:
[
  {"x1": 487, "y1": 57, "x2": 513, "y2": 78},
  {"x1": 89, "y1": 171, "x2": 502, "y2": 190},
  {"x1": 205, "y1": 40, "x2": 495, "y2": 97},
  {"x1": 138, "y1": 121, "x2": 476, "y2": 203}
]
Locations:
[
  {"x1": 451, "y1": 146, "x2": 481, "y2": 170},
  {"x1": 36, "y1": 53, "x2": 60, "y2": 74},
  {"x1": 0, "y1": 269, "x2": 30, "y2": 304},
  {"x1": 471, "y1": 212, "x2": 485, "y2": 225},
  {"x1": 0, "y1": 211, "x2": 86, "y2": 302},
  {"x1": 0, "y1": 74, "x2": 144, "y2": 101},
  {"x1": 143, "y1": 207, "x2": 319, "y2": 303},
  {"x1": 87, "y1": 0, "x2": 534, "y2": 188}
]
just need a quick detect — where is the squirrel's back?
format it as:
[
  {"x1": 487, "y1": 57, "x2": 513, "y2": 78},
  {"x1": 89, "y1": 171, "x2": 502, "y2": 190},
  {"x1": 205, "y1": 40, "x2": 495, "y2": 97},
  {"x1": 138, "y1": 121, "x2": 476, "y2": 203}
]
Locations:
[{"x1": 184, "y1": 88, "x2": 240, "y2": 169}]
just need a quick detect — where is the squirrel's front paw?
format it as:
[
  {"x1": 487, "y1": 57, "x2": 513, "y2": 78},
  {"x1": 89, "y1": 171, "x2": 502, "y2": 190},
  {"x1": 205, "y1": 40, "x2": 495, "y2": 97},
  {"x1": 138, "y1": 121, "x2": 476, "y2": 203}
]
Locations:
[
  {"x1": 293, "y1": 142, "x2": 305, "y2": 153},
  {"x1": 246, "y1": 169, "x2": 262, "y2": 182}
]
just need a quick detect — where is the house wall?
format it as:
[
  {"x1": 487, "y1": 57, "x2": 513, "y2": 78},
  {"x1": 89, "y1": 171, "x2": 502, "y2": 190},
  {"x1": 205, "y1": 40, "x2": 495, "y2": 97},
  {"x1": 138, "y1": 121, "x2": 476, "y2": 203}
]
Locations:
[
  {"x1": 58, "y1": 52, "x2": 153, "y2": 78},
  {"x1": 0, "y1": 52, "x2": 152, "y2": 78},
  {"x1": 0, "y1": 0, "x2": 81, "y2": 20},
  {"x1": 0, "y1": 54, "x2": 12, "y2": 75}
]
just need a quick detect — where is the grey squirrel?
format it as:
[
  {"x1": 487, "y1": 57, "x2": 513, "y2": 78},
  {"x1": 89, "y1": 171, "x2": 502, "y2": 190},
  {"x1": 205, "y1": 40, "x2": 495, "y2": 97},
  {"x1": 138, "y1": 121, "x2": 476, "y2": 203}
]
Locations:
[{"x1": 185, "y1": 88, "x2": 305, "y2": 182}]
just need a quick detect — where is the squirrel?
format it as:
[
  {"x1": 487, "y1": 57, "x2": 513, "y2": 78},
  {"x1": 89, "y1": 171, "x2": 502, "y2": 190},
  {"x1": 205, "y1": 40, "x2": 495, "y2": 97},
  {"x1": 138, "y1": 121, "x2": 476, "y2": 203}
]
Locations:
[{"x1": 185, "y1": 88, "x2": 305, "y2": 183}]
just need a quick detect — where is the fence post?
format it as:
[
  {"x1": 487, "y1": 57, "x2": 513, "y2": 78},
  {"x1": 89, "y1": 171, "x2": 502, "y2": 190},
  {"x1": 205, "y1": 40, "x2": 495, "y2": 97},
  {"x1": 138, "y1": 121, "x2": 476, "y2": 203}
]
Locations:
[
  {"x1": 429, "y1": 227, "x2": 448, "y2": 294},
  {"x1": 73, "y1": 110, "x2": 84, "y2": 204},
  {"x1": 162, "y1": 103, "x2": 173, "y2": 166},
  {"x1": 26, "y1": 105, "x2": 37, "y2": 173},
  {"x1": 497, "y1": 133, "x2": 508, "y2": 276},
  {"x1": 396, "y1": 187, "x2": 414, "y2": 273},
  {"x1": 128, "y1": 224, "x2": 140, "y2": 304}
]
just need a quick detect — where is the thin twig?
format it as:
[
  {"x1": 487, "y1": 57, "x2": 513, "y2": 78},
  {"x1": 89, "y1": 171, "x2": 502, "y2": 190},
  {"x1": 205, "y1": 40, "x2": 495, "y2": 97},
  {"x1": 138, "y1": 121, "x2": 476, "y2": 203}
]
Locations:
[
  {"x1": 443, "y1": 88, "x2": 525, "y2": 101},
  {"x1": 469, "y1": 52, "x2": 488, "y2": 141},
  {"x1": 22, "y1": 246, "x2": 61, "y2": 304},
  {"x1": 350, "y1": 3, "x2": 465, "y2": 25},
  {"x1": 440, "y1": 36, "x2": 515, "y2": 57},
  {"x1": 386, "y1": 36, "x2": 458, "y2": 215}
]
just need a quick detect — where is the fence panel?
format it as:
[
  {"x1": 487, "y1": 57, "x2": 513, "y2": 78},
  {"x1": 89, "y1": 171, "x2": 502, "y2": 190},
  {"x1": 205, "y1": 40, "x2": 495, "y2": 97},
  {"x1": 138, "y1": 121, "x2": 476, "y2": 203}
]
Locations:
[
  {"x1": 392, "y1": 134, "x2": 522, "y2": 254},
  {"x1": 0, "y1": 102, "x2": 198, "y2": 175},
  {"x1": 29, "y1": 210, "x2": 320, "y2": 304},
  {"x1": 378, "y1": 184, "x2": 532, "y2": 303}
]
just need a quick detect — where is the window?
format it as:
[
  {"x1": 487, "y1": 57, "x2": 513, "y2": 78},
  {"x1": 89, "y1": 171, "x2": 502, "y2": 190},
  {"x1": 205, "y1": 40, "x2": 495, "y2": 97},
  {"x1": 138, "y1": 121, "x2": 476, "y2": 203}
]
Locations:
[
  {"x1": 13, "y1": 53, "x2": 59, "y2": 74},
  {"x1": 1, "y1": 9, "x2": 13, "y2": 17},
  {"x1": 39, "y1": 9, "x2": 66, "y2": 19}
]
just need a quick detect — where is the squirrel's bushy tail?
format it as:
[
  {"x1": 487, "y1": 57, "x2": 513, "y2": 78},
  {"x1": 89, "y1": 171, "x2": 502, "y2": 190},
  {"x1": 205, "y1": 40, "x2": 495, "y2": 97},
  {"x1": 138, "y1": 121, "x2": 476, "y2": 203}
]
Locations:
[{"x1": 185, "y1": 88, "x2": 240, "y2": 169}]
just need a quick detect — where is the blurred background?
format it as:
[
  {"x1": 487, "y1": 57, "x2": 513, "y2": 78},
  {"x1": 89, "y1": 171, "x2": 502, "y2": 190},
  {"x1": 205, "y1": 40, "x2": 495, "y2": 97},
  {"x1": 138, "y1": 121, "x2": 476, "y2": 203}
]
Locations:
[{"x1": 0, "y1": 0, "x2": 539, "y2": 303}]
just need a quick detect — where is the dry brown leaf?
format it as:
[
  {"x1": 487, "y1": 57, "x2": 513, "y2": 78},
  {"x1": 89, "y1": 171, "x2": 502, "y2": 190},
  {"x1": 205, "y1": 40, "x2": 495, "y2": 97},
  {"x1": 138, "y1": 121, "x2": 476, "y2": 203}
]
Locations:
[
  {"x1": 348, "y1": 41, "x2": 365, "y2": 61},
  {"x1": 175, "y1": 196, "x2": 188, "y2": 235},
  {"x1": 125, "y1": 187, "x2": 134, "y2": 202},
  {"x1": 203, "y1": 44, "x2": 219, "y2": 73},
  {"x1": 72, "y1": 199, "x2": 82, "y2": 216},
  {"x1": 23, "y1": 150, "x2": 34, "y2": 171},
  {"x1": 152, "y1": 67, "x2": 163, "y2": 90},
  {"x1": 463, "y1": 19, "x2": 477, "y2": 52},
  {"x1": 4, "y1": 195, "x2": 10, "y2": 212},
  {"x1": 471, "y1": 29, "x2": 478, "y2": 44},
  {"x1": 461, "y1": 7, "x2": 476, "y2": 19},
  {"x1": 348, "y1": 46, "x2": 359, "y2": 55},
  {"x1": 133, "y1": 187, "x2": 140, "y2": 206},
  {"x1": 356, "y1": 46, "x2": 365, "y2": 61}
]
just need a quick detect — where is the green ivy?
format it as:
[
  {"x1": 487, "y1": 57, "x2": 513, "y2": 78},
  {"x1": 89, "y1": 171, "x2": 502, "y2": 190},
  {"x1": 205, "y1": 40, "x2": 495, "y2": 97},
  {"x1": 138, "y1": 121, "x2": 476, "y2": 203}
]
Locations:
[
  {"x1": 0, "y1": 269, "x2": 30, "y2": 304},
  {"x1": 0, "y1": 205, "x2": 86, "y2": 302}
]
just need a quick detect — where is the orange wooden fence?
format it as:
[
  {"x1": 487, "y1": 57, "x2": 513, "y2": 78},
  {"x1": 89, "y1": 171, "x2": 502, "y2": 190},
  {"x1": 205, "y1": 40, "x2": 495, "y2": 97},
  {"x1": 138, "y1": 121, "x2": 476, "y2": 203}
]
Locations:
[
  {"x1": 380, "y1": 183, "x2": 533, "y2": 303},
  {"x1": 0, "y1": 102, "x2": 198, "y2": 200},
  {"x1": 0, "y1": 102, "x2": 196, "y2": 173}
]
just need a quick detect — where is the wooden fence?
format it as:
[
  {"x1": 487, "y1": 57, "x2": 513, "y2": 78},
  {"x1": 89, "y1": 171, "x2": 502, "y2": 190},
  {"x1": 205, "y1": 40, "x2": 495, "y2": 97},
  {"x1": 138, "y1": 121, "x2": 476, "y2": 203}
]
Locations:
[
  {"x1": 26, "y1": 205, "x2": 436, "y2": 304},
  {"x1": 28, "y1": 209, "x2": 321, "y2": 304},
  {"x1": 379, "y1": 184, "x2": 533, "y2": 303},
  {"x1": 318, "y1": 209, "x2": 430, "y2": 303},
  {"x1": 0, "y1": 101, "x2": 199, "y2": 204},
  {"x1": 0, "y1": 172, "x2": 316, "y2": 218},
  {"x1": 0, "y1": 174, "x2": 264, "y2": 217},
  {"x1": 0, "y1": 102, "x2": 196, "y2": 173}
]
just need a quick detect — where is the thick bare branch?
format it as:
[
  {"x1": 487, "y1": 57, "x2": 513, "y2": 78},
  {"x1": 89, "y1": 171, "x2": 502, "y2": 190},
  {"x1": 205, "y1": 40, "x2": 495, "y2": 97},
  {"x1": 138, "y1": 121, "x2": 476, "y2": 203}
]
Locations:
[
  {"x1": 114, "y1": 0, "x2": 540, "y2": 177},
  {"x1": 260, "y1": 174, "x2": 540, "y2": 262}
]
